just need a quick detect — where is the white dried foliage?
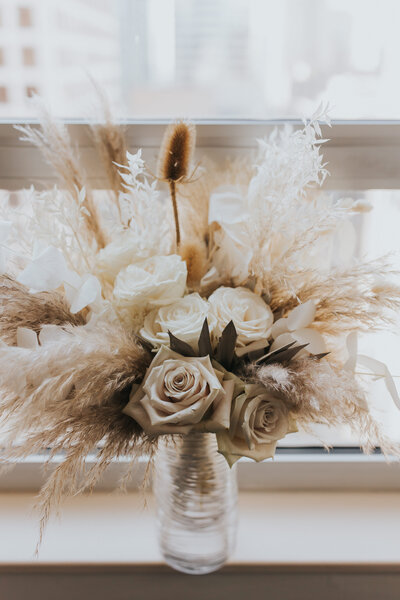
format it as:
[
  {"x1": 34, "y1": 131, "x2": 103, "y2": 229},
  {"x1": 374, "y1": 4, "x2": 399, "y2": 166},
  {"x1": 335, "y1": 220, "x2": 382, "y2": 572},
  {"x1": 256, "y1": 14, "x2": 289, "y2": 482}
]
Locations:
[{"x1": 117, "y1": 150, "x2": 173, "y2": 255}]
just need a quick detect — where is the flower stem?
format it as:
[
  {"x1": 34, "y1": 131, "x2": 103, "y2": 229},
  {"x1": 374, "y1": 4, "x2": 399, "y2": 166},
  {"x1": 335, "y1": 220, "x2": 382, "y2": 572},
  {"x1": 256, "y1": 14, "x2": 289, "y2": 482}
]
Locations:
[{"x1": 169, "y1": 180, "x2": 180, "y2": 249}]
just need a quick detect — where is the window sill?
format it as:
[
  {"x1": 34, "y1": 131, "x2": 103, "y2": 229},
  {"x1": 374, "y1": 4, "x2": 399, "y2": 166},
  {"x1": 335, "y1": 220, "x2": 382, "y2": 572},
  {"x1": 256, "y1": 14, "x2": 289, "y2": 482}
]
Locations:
[
  {"x1": 2, "y1": 490, "x2": 400, "y2": 599},
  {"x1": 2, "y1": 451, "x2": 400, "y2": 492},
  {"x1": 1, "y1": 489, "x2": 400, "y2": 565}
]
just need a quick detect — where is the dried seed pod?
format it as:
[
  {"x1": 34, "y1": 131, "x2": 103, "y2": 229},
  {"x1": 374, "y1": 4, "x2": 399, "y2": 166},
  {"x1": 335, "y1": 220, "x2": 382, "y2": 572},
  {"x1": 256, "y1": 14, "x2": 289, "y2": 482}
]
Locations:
[{"x1": 157, "y1": 121, "x2": 196, "y2": 248}]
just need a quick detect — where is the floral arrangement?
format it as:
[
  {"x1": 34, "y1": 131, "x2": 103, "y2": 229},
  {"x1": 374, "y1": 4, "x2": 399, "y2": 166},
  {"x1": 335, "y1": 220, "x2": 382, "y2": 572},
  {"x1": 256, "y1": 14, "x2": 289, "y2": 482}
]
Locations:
[{"x1": 1, "y1": 104, "x2": 400, "y2": 544}]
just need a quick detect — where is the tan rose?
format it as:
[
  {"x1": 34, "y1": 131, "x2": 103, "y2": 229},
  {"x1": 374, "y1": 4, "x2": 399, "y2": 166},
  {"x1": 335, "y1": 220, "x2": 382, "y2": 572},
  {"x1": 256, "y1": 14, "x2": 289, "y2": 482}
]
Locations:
[
  {"x1": 123, "y1": 346, "x2": 235, "y2": 435},
  {"x1": 217, "y1": 384, "x2": 297, "y2": 466}
]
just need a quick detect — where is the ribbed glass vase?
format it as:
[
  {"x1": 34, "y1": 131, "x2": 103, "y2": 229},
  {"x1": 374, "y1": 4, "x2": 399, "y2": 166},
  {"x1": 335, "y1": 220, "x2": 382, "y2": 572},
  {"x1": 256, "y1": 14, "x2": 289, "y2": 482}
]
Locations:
[{"x1": 154, "y1": 432, "x2": 238, "y2": 575}]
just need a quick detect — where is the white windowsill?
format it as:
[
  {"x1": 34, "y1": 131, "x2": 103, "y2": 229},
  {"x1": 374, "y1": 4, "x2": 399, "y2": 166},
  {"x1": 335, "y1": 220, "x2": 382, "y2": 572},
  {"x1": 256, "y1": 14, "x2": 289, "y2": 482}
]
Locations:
[
  {"x1": 1, "y1": 489, "x2": 400, "y2": 565},
  {"x1": 2, "y1": 451, "x2": 400, "y2": 493}
]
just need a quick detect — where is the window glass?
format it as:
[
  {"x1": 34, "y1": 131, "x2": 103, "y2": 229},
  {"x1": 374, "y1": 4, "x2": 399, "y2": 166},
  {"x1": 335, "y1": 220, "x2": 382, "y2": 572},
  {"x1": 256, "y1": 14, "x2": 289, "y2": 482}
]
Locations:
[
  {"x1": 0, "y1": 0, "x2": 400, "y2": 118},
  {"x1": 282, "y1": 189, "x2": 400, "y2": 446}
]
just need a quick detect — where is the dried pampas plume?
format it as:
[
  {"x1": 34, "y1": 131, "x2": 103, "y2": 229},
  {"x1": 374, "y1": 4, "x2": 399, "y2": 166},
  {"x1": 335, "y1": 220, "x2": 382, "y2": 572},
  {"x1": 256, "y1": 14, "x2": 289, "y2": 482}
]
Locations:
[
  {"x1": 15, "y1": 102, "x2": 107, "y2": 250},
  {"x1": 157, "y1": 121, "x2": 196, "y2": 248},
  {"x1": 0, "y1": 275, "x2": 86, "y2": 344},
  {"x1": 0, "y1": 323, "x2": 152, "y2": 548},
  {"x1": 245, "y1": 358, "x2": 400, "y2": 457},
  {"x1": 90, "y1": 93, "x2": 127, "y2": 221}
]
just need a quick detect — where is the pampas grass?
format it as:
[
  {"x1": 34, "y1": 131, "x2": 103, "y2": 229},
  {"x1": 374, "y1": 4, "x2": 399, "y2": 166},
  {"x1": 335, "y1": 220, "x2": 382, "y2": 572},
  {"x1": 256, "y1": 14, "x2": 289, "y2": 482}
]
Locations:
[
  {"x1": 2, "y1": 100, "x2": 400, "y2": 552},
  {"x1": 90, "y1": 99, "x2": 127, "y2": 220},
  {"x1": 0, "y1": 322, "x2": 152, "y2": 545},
  {"x1": 268, "y1": 259, "x2": 400, "y2": 337},
  {"x1": 16, "y1": 102, "x2": 106, "y2": 249},
  {"x1": 246, "y1": 358, "x2": 400, "y2": 456},
  {"x1": 0, "y1": 274, "x2": 85, "y2": 344}
]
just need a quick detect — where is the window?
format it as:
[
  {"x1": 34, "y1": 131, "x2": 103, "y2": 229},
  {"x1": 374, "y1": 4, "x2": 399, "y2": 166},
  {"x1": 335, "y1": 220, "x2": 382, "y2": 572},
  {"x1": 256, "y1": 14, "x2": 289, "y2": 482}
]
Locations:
[
  {"x1": 22, "y1": 47, "x2": 35, "y2": 67},
  {"x1": 0, "y1": 0, "x2": 396, "y2": 119},
  {"x1": 25, "y1": 85, "x2": 37, "y2": 98},
  {"x1": 18, "y1": 6, "x2": 32, "y2": 27},
  {"x1": 0, "y1": 0, "x2": 400, "y2": 491}
]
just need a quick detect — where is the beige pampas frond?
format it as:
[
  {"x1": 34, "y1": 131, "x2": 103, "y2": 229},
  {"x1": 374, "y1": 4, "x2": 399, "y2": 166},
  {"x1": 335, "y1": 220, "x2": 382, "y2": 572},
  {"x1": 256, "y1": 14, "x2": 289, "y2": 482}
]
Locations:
[
  {"x1": 15, "y1": 103, "x2": 106, "y2": 249},
  {"x1": 268, "y1": 259, "x2": 400, "y2": 336},
  {"x1": 90, "y1": 101, "x2": 127, "y2": 220},
  {"x1": 180, "y1": 241, "x2": 208, "y2": 288},
  {"x1": 0, "y1": 322, "x2": 152, "y2": 545},
  {"x1": 157, "y1": 121, "x2": 196, "y2": 248},
  {"x1": 0, "y1": 275, "x2": 86, "y2": 344},
  {"x1": 246, "y1": 358, "x2": 400, "y2": 456}
]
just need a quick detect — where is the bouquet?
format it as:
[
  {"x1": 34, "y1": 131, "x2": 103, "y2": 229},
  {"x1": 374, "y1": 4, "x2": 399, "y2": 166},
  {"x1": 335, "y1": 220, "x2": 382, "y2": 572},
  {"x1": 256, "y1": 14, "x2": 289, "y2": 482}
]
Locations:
[{"x1": 1, "y1": 104, "x2": 400, "y2": 545}]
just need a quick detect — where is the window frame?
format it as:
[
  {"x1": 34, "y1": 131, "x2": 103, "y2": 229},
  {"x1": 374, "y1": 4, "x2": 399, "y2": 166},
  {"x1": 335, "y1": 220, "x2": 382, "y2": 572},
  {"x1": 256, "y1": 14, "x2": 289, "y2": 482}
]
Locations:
[{"x1": 1, "y1": 119, "x2": 400, "y2": 492}]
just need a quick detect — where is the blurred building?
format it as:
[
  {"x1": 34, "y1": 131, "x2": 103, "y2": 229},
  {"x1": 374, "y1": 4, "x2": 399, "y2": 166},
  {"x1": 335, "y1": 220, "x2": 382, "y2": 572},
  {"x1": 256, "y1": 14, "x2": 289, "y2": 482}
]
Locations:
[
  {"x1": 0, "y1": 0, "x2": 397, "y2": 118},
  {"x1": 0, "y1": 0, "x2": 121, "y2": 117}
]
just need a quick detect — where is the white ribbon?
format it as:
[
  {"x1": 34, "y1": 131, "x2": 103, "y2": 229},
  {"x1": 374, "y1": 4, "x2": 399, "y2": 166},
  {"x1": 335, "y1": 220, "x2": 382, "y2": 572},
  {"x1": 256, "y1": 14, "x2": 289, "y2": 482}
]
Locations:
[{"x1": 345, "y1": 332, "x2": 400, "y2": 410}]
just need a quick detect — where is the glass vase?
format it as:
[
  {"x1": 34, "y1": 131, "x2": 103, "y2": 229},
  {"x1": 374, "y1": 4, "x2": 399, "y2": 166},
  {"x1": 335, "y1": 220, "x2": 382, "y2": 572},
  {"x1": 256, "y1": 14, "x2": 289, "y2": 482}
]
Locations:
[{"x1": 154, "y1": 431, "x2": 238, "y2": 575}]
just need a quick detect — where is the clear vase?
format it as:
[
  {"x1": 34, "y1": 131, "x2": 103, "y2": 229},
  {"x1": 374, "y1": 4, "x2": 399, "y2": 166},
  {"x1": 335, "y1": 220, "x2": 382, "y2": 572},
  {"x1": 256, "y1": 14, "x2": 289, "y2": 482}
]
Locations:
[{"x1": 154, "y1": 431, "x2": 238, "y2": 575}]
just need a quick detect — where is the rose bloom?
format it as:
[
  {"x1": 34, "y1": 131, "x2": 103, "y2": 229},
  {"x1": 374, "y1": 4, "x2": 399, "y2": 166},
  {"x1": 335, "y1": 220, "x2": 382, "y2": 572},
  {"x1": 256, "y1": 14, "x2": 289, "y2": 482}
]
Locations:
[
  {"x1": 95, "y1": 230, "x2": 152, "y2": 284},
  {"x1": 140, "y1": 293, "x2": 216, "y2": 350},
  {"x1": 217, "y1": 384, "x2": 297, "y2": 466},
  {"x1": 208, "y1": 286, "x2": 273, "y2": 348},
  {"x1": 123, "y1": 346, "x2": 235, "y2": 435},
  {"x1": 113, "y1": 254, "x2": 187, "y2": 310}
]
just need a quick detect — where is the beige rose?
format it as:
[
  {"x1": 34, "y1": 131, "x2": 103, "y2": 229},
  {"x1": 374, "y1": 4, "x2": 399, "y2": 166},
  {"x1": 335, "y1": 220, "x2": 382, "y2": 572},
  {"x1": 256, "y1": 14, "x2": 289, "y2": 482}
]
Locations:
[
  {"x1": 217, "y1": 384, "x2": 297, "y2": 466},
  {"x1": 123, "y1": 346, "x2": 235, "y2": 435}
]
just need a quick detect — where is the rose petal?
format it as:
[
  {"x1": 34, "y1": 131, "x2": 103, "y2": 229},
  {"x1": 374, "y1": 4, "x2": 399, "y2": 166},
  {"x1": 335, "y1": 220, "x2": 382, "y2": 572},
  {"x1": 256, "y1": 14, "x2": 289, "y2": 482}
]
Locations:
[
  {"x1": 287, "y1": 300, "x2": 317, "y2": 331},
  {"x1": 17, "y1": 246, "x2": 70, "y2": 292},
  {"x1": 39, "y1": 324, "x2": 66, "y2": 345},
  {"x1": 271, "y1": 318, "x2": 289, "y2": 339},
  {"x1": 16, "y1": 327, "x2": 38, "y2": 349},
  {"x1": 292, "y1": 328, "x2": 326, "y2": 355},
  {"x1": 269, "y1": 332, "x2": 296, "y2": 353},
  {"x1": 235, "y1": 338, "x2": 269, "y2": 358},
  {"x1": 69, "y1": 275, "x2": 102, "y2": 314},
  {"x1": 216, "y1": 430, "x2": 278, "y2": 467}
]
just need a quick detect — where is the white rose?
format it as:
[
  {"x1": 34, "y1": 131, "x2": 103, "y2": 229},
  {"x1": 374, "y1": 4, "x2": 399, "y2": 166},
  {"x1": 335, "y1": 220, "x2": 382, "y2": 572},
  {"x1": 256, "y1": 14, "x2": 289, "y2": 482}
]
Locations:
[
  {"x1": 140, "y1": 293, "x2": 216, "y2": 350},
  {"x1": 208, "y1": 286, "x2": 273, "y2": 348},
  {"x1": 217, "y1": 384, "x2": 297, "y2": 466},
  {"x1": 95, "y1": 230, "x2": 150, "y2": 284},
  {"x1": 113, "y1": 254, "x2": 187, "y2": 310},
  {"x1": 123, "y1": 346, "x2": 234, "y2": 434}
]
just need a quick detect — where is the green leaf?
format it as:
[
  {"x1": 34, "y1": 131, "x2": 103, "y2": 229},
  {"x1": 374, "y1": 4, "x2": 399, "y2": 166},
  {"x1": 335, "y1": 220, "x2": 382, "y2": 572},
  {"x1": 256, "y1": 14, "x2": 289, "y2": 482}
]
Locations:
[
  {"x1": 270, "y1": 343, "x2": 309, "y2": 364},
  {"x1": 168, "y1": 331, "x2": 196, "y2": 357},
  {"x1": 215, "y1": 320, "x2": 237, "y2": 370},
  {"x1": 255, "y1": 341, "x2": 297, "y2": 364},
  {"x1": 198, "y1": 318, "x2": 213, "y2": 358},
  {"x1": 311, "y1": 352, "x2": 330, "y2": 360}
]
